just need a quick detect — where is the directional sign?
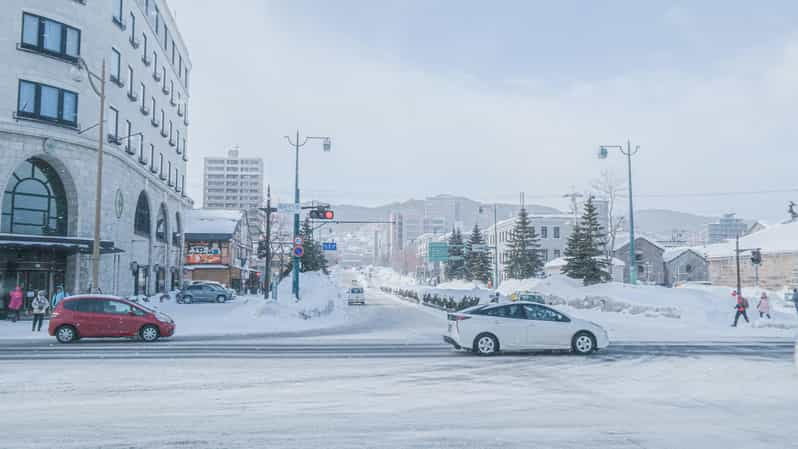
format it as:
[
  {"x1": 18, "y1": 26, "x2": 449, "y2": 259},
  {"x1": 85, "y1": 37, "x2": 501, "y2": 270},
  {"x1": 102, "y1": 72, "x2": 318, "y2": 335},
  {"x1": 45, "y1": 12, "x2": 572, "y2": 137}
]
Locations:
[
  {"x1": 322, "y1": 242, "x2": 337, "y2": 251},
  {"x1": 294, "y1": 236, "x2": 304, "y2": 246},
  {"x1": 428, "y1": 242, "x2": 449, "y2": 262},
  {"x1": 278, "y1": 203, "x2": 301, "y2": 214},
  {"x1": 293, "y1": 246, "x2": 305, "y2": 257}
]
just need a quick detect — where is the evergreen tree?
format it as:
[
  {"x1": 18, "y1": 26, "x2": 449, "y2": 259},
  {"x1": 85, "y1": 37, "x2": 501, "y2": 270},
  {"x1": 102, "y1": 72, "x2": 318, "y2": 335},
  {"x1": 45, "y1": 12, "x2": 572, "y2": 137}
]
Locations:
[
  {"x1": 562, "y1": 197, "x2": 609, "y2": 285},
  {"x1": 503, "y1": 208, "x2": 542, "y2": 279},
  {"x1": 445, "y1": 227, "x2": 466, "y2": 280},
  {"x1": 299, "y1": 218, "x2": 329, "y2": 274},
  {"x1": 464, "y1": 224, "x2": 492, "y2": 284}
]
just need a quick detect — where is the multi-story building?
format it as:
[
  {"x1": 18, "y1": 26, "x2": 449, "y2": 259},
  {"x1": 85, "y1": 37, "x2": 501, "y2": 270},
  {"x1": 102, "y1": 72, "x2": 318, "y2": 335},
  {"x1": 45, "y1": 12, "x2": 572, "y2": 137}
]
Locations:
[
  {"x1": 0, "y1": 0, "x2": 192, "y2": 305},
  {"x1": 707, "y1": 213, "x2": 748, "y2": 243},
  {"x1": 203, "y1": 148, "x2": 264, "y2": 210}
]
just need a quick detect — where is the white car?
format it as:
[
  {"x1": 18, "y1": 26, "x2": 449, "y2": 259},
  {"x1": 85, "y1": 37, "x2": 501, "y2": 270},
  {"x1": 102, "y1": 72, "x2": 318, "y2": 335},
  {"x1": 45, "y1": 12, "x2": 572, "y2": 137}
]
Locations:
[
  {"x1": 347, "y1": 287, "x2": 366, "y2": 305},
  {"x1": 444, "y1": 301, "x2": 609, "y2": 355}
]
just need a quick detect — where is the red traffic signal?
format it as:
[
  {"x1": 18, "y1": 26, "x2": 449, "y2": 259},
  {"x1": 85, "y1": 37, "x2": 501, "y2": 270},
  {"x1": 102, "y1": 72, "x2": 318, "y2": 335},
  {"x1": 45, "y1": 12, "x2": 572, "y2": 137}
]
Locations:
[{"x1": 309, "y1": 208, "x2": 334, "y2": 220}]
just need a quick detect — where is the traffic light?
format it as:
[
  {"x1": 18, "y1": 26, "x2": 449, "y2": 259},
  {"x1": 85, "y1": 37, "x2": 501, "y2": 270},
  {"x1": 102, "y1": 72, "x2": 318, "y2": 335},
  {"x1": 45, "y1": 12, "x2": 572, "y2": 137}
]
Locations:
[
  {"x1": 750, "y1": 249, "x2": 762, "y2": 265},
  {"x1": 257, "y1": 240, "x2": 267, "y2": 258},
  {"x1": 309, "y1": 207, "x2": 334, "y2": 220}
]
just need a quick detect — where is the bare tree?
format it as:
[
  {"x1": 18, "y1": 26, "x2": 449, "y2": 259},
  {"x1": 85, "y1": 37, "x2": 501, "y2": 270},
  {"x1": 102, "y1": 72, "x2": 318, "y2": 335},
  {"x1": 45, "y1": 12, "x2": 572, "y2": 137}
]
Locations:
[{"x1": 591, "y1": 170, "x2": 625, "y2": 278}]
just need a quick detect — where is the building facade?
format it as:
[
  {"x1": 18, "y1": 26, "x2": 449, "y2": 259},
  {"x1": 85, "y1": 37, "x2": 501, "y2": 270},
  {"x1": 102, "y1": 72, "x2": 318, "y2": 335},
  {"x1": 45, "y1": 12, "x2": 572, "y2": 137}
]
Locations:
[
  {"x1": 614, "y1": 236, "x2": 667, "y2": 285},
  {"x1": 707, "y1": 213, "x2": 748, "y2": 243},
  {"x1": 203, "y1": 148, "x2": 264, "y2": 210},
  {"x1": 663, "y1": 248, "x2": 709, "y2": 287},
  {"x1": 184, "y1": 209, "x2": 253, "y2": 292},
  {"x1": 0, "y1": 0, "x2": 192, "y2": 309}
]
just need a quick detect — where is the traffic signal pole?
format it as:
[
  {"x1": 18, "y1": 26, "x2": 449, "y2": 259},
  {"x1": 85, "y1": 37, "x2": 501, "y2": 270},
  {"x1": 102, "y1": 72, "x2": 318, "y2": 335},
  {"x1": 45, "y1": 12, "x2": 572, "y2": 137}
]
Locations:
[{"x1": 264, "y1": 185, "x2": 273, "y2": 300}]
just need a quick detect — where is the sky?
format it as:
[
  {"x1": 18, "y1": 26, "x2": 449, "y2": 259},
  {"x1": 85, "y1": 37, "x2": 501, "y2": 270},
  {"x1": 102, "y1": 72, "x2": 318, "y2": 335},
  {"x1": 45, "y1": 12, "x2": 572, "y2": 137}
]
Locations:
[{"x1": 169, "y1": 0, "x2": 798, "y2": 221}]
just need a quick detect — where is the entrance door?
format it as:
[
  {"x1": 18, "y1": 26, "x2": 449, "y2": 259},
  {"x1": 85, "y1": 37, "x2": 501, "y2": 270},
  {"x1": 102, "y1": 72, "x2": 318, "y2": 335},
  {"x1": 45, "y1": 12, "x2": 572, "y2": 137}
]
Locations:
[{"x1": 17, "y1": 271, "x2": 49, "y2": 311}]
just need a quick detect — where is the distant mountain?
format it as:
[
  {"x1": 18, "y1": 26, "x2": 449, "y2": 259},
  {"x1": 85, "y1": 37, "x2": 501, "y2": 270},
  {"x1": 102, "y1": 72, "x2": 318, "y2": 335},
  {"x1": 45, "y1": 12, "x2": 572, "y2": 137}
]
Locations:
[{"x1": 629, "y1": 209, "x2": 720, "y2": 241}]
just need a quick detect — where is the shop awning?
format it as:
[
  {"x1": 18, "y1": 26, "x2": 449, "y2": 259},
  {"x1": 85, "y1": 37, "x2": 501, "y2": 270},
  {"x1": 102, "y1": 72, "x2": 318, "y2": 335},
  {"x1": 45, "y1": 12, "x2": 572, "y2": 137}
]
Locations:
[{"x1": 0, "y1": 233, "x2": 124, "y2": 254}]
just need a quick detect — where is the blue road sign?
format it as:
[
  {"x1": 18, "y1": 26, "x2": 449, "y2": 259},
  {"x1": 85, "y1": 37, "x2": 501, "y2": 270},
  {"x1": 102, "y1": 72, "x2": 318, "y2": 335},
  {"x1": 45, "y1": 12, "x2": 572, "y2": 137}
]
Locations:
[
  {"x1": 322, "y1": 242, "x2": 337, "y2": 251},
  {"x1": 293, "y1": 246, "x2": 304, "y2": 257}
]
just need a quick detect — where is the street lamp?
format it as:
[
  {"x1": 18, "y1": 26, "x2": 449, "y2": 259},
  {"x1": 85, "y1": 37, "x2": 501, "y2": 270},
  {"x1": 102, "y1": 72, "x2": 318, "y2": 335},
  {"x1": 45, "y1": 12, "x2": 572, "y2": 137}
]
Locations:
[
  {"x1": 72, "y1": 57, "x2": 107, "y2": 293},
  {"x1": 598, "y1": 140, "x2": 640, "y2": 284},
  {"x1": 284, "y1": 131, "x2": 332, "y2": 301}
]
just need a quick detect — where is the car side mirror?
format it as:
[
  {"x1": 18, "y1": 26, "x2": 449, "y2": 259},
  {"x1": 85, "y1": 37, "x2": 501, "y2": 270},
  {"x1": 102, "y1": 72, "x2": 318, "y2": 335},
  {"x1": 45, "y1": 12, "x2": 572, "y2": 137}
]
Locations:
[{"x1": 129, "y1": 310, "x2": 136, "y2": 316}]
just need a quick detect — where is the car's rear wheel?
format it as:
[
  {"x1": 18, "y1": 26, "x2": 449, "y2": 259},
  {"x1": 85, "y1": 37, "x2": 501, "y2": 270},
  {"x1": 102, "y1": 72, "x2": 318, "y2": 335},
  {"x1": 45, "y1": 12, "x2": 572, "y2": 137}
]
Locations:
[
  {"x1": 572, "y1": 331, "x2": 596, "y2": 355},
  {"x1": 474, "y1": 333, "x2": 499, "y2": 356},
  {"x1": 55, "y1": 325, "x2": 77, "y2": 344},
  {"x1": 140, "y1": 325, "x2": 160, "y2": 342},
  {"x1": 182, "y1": 295, "x2": 192, "y2": 304},
  {"x1": 216, "y1": 295, "x2": 226, "y2": 303}
]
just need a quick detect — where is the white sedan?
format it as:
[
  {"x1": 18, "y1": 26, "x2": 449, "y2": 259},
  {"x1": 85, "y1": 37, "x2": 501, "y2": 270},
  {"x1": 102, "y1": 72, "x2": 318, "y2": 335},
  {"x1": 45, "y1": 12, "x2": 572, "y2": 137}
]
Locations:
[{"x1": 444, "y1": 301, "x2": 609, "y2": 355}]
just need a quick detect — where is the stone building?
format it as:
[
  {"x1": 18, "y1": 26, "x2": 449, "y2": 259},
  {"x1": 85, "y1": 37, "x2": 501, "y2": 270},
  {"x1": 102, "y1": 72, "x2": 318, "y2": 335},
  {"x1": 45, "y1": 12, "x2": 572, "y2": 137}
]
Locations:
[
  {"x1": 614, "y1": 235, "x2": 667, "y2": 285},
  {"x1": 0, "y1": 0, "x2": 192, "y2": 308},
  {"x1": 663, "y1": 248, "x2": 709, "y2": 287}
]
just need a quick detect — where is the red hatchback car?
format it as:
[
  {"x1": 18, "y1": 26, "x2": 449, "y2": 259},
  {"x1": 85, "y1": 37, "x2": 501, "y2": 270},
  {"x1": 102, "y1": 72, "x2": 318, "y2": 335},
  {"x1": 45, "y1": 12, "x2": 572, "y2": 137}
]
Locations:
[{"x1": 48, "y1": 295, "x2": 175, "y2": 343}]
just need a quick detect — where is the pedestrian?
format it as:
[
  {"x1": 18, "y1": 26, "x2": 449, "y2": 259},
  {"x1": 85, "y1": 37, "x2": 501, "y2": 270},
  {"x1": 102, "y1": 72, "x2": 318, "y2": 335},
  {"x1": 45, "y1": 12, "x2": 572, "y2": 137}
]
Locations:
[
  {"x1": 31, "y1": 290, "x2": 49, "y2": 332},
  {"x1": 756, "y1": 292, "x2": 771, "y2": 319},
  {"x1": 8, "y1": 286, "x2": 23, "y2": 322},
  {"x1": 50, "y1": 285, "x2": 67, "y2": 310},
  {"x1": 732, "y1": 292, "x2": 750, "y2": 327},
  {"x1": 792, "y1": 288, "x2": 798, "y2": 316}
]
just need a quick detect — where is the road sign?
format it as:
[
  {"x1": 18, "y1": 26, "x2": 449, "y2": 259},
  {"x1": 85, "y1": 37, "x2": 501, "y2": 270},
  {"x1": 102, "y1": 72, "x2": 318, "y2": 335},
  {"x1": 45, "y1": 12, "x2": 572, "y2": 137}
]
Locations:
[
  {"x1": 294, "y1": 236, "x2": 304, "y2": 246},
  {"x1": 278, "y1": 203, "x2": 301, "y2": 214},
  {"x1": 322, "y1": 242, "x2": 337, "y2": 251},
  {"x1": 428, "y1": 242, "x2": 449, "y2": 262},
  {"x1": 293, "y1": 246, "x2": 304, "y2": 257}
]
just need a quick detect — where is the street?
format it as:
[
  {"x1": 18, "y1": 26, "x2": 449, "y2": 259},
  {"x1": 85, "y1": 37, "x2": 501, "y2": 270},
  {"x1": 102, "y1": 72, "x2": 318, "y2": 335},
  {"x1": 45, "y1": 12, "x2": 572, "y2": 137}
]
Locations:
[{"x1": 2, "y1": 281, "x2": 797, "y2": 449}]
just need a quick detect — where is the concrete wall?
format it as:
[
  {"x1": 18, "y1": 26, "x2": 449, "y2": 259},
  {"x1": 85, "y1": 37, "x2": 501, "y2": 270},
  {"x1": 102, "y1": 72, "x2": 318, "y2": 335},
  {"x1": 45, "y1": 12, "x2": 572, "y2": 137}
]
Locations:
[{"x1": 709, "y1": 252, "x2": 797, "y2": 290}]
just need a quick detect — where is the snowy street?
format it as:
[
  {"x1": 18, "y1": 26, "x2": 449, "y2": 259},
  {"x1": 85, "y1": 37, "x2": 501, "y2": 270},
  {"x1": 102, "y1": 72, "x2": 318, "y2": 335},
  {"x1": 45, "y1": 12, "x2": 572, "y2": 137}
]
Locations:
[{"x1": 2, "y1": 274, "x2": 797, "y2": 448}]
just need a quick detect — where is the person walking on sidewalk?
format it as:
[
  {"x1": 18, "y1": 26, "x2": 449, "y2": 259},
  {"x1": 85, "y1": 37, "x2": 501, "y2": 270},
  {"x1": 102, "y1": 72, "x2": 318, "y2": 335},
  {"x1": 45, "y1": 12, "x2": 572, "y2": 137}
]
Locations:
[
  {"x1": 756, "y1": 292, "x2": 771, "y2": 319},
  {"x1": 732, "y1": 291, "x2": 750, "y2": 327},
  {"x1": 50, "y1": 285, "x2": 68, "y2": 310},
  {"x1": 31, "y1": 290, "x2": 49, "y2": 332},
  {"x1": 8, "y1": 286, "x2": 23, "y2": 322}
]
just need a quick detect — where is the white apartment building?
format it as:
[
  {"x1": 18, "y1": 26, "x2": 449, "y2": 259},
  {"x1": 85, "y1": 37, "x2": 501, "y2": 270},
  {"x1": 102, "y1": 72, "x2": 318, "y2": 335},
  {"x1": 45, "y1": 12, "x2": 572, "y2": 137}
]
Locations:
[
  {"x1": 203, "y1": 149, "x2": 264, "y2": 210},
  {"x1": 0, "y1": 0, "x2": 192, "y2": 300}
]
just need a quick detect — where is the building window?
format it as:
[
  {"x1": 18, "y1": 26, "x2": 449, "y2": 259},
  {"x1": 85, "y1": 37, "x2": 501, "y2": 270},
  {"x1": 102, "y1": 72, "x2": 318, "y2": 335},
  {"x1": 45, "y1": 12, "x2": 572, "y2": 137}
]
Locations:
[
  {"x1": 163, "y1": 25, "x2": 168, "y2": 49},
  {"x1": 142, "y1": 33, "x2": 149, "y2": 64},
  {"x1": 134, "y1": 192, "x2": 150, "y2": 237},
  {"x1": 124, "y1": 120, "x2": 133, "y2": 153},
  {"x1": 17, "y1": 80, "x2": 78, "y2": 127},
  {"x1": 107, "y1": 106, "x2": 119, "y2": 143},
  {"x1": 170, "y1": 81, "x2": 175, "y2": 104},
  {"x1": 159, "y1": 153, "x2": 165, "y2": 179},
  {"x1": 167, "y1": 161, "x2": 173, "y2": 186},
  {"x1": 540, "y1": 249, "x2": 549, "y2": 262},
  {"x1": 173, "y1": 212, "x2": 182, "y2": 245},
  {"x1": 176, "y1": 130, "x2": 181, "y2": 153},
  {"x1": 553, "y1": 249, "x2": 561, "y2": 259},
  {"x1": 160, "y1": 109, "x2": 166, "y2": 135},
  {"x1": 171, "y1": 40, "x2": 176, "y2": 64},
  {"x1": 149, "y1": 144, "x2": 156, "y2": 172},
  {"x1": 541, "y1": 226, "x2": 548, "y2": 239},
  {"x1": 155, "y1": 204, "x2": 168, "y2": 242},
  {"x1": 20, "y1": 13, "x2": 81, "y2": 61},
  {"x1": 152, "y1": 51, "x2": 159, "y2": 79},
  {"x1": 113, "y1": 0, "x2": 124, "y2": 26},
  {"x1": 178, "y1": 55, "x2": 183, "y2": 78},
  {"x1": 154, "y1": 6, "x2": 160, "y2": 35},
  {"x1": 138, "y1": 136, "x2": 146, "y2": 164},
  {"x1": 110, "y1": 48, "x2": 121, "y2": 84},
  {"x1": 169, "y1": 121, "x2": 174, "y2": 145},
  {"x1": 129, "y1": 12, "x2": 136, "y2": 44},
  {"x1": 1, "y1": 158, "x2": 68, "y2": 236},
  {"x1": 553, "y1": 226, "x2": 560, "y2": 239},
  {"x1": 127, "y1": 66, "x2": 135, "y2": 99},
  {"x1": 162, "y1": 67, "x2": 168, "y2": 91},
  {"x1": 140, "y1": 82, "x2": 146, "y2": 111}
]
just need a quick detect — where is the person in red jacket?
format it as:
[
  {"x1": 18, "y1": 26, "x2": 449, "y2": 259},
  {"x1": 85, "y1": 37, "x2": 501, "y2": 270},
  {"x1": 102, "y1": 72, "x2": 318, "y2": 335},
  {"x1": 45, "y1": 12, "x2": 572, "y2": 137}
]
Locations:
[
  {"x1": 731, "y1": 290, "x2": 750, "y2": 327},
  {"x1": 8, "y1": 286, "x2": 23, "y2": 322}
]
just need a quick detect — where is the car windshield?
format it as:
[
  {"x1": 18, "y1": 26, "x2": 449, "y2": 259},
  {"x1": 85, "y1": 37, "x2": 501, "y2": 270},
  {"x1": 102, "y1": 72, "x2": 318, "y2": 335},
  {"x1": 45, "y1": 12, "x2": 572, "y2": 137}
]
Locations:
[{"x1": 350, "y1": 288, "x2": 363, "y2": 294}]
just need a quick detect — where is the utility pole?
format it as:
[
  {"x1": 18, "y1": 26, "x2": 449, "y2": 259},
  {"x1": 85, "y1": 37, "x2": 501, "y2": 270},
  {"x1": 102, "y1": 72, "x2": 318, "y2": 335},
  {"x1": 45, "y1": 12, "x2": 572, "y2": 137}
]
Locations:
[
  {"x1": 735, "y1": 234, "x2": 742, "y2": 298},
  {"x1": 261, "y1": 185, "x2": 276, "y2": 299}
]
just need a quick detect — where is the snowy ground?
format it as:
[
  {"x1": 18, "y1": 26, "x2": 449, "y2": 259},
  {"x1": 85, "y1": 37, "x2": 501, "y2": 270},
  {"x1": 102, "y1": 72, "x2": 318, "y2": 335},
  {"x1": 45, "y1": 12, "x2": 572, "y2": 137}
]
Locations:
[{"x1": 4, "y1": 352, "x2": 797, "y2": 449}]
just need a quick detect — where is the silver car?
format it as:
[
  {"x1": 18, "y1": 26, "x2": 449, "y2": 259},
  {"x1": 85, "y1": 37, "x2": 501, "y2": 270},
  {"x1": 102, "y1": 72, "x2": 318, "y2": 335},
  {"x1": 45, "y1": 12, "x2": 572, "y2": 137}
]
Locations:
[{"x1": 177, "y1": 283, "x2": 232, "y2": 304}]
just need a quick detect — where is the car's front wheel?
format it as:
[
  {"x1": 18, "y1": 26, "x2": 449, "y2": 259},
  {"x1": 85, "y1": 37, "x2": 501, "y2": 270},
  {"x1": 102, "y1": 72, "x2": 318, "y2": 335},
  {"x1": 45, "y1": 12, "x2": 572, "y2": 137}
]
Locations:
[
  {"x1": 474, "y1": 333, "x2": 499, "y2": 356},
  {"x1": 572, "y1": 331, "x2": 596, "y2": 355},
  {"x1": 140, "y1": 325, "x2": 160, "y2": 342},
  {"x1": 56, "y1": 325, "x2": 77, "y2": 344},
  {"x1": 182, "y1": 295, "x2": 192, "y2": 304},
  {"x1": 216, "y1": 295, "x2": 226, "y2": 303}
]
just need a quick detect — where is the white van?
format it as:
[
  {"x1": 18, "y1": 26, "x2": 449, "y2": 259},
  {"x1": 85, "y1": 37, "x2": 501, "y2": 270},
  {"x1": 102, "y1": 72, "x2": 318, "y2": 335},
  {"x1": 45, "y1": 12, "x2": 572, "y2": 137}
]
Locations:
[{"x1": 347, "y1": 287, "x2": 366, "y2": 305}]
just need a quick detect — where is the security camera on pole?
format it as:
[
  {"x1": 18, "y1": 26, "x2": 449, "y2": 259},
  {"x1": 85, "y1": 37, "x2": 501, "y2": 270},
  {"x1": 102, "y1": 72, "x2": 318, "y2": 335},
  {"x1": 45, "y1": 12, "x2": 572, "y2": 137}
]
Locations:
[{"x1": 285, "y1": 131, "x2": 332, "y2": 301}]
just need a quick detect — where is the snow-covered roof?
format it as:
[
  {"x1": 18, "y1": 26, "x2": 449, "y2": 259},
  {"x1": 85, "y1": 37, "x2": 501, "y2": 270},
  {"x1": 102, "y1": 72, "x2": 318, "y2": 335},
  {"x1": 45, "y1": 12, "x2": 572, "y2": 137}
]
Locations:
[
  {"x1": 613, "y1": 233, "x2": 665, "y2": 252},
  {"x1": 185, "y1": 209, "x2": 243, "y2": 235},
  {"x1": 701, "y1": 220, "x2": 798, "y2": 258}
]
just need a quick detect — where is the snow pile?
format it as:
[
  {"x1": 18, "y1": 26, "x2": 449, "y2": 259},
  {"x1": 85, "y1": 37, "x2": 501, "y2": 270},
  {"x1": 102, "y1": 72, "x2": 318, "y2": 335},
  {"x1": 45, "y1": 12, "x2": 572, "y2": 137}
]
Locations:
[{"x1": 436, "y1": 279, "x2": 488, "y2": 290}]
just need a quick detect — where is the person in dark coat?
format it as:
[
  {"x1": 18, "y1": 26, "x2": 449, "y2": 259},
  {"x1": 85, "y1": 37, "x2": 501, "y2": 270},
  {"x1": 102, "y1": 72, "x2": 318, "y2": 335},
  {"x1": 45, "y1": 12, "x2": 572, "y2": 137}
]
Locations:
[
  {"x1": 792, "y1": 288, "x2": 798, "y2": 316},
  {"x1": 732, "y1": 291, "x2": 750, "y2": 327}
]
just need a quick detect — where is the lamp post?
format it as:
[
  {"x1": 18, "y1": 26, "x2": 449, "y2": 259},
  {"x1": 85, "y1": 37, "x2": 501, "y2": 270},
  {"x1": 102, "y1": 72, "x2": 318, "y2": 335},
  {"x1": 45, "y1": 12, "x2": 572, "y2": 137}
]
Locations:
[
  {"x1": 72, "y1": 57, "x2": 107, "y2": 293},
  {"x1": 598, "y1": 140, "x2": 640, "y2": 284},
  {"x1": 284, "y1": 131, "x2": 331, "y2": 301}
]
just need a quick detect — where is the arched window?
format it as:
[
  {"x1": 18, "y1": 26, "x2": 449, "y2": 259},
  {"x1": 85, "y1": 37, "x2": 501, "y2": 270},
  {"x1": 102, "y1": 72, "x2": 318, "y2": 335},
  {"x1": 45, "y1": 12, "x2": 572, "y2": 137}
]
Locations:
[
  {"x1": 134, "y1": 192, "x2": 151, "y2": 236},
  {"x1": 155, "y1": 203, "x2": 168, "y2": 242},
  {"x1": 173, "y1": 211, "x2": 181, "y2": 246},
  {"x1": 2, "y1": 158, "x2": 68, "y2": 236}
]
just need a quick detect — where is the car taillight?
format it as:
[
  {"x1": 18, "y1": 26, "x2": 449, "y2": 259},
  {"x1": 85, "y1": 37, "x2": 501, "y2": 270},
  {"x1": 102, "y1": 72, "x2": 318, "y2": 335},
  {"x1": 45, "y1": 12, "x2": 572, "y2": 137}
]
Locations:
[{"x1": 447, "y1": 314, "x2": 470, "y2": 321}]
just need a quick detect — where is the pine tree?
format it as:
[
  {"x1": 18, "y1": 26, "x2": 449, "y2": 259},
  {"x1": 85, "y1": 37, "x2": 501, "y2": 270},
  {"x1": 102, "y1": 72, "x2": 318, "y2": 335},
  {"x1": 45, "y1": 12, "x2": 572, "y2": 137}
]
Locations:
[
  {"x1": 445, "y1": 227, "x2": 466, "y2": 280},
  {"x1": 464, "y1": 224, "x2": 492, "y2": 284},
  {"x1": 503, "y1": 208, "x2": 542, "y2": 279},
  {"x1": 299, "y1": 218, "x2": 329, "y2": 274},
  {"x1": 563, "y1": 197, "x2": 609, "y2": 285}
]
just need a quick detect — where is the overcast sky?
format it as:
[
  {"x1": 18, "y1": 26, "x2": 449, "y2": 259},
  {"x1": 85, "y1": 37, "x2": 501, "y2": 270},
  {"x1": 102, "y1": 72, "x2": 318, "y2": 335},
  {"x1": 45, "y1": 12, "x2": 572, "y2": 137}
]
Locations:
[{"x1": 170, "y1": 0, "x2": 798, "y2": 221}]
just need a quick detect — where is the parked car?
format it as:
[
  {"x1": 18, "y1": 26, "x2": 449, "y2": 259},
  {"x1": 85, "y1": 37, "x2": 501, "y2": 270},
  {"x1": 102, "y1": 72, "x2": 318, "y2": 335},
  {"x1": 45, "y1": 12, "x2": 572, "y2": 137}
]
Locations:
[
  {"x1": 188, "y1": 281, "x2": 236, "y2": 299},
  {"x1": 444, "y1": 301, "x2": 609, "y2": 356},
  {"x1": 177, "y1": 283, "x2": 233, "y2": 304},
  {"x1": 48, "y1": 295, "x2": 175, "y2": 343},
  {"x1": 347, "y1": 287, "x2": 366, "y2": 305}
]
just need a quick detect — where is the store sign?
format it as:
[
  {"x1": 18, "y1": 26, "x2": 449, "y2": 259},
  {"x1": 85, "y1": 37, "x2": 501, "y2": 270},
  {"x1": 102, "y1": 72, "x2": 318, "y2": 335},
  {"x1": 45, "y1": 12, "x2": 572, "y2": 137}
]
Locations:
[{"x1": 185, "y1": 241, "x2": 222, "y2": 264}]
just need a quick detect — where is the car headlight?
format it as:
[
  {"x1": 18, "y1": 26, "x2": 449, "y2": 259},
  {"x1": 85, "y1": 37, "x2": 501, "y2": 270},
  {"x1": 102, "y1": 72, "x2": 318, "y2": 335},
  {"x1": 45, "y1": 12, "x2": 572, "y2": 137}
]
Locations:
[{"x1": 156, "y1": 312, "x2": 173, "y2": 323}]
